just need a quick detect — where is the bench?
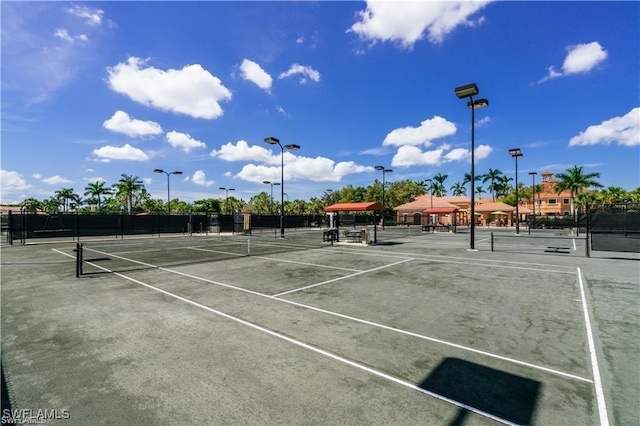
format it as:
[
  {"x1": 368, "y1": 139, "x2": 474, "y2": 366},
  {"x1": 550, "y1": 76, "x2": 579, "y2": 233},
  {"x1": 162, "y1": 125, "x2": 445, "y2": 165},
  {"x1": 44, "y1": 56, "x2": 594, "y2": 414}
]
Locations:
[
  {"x1": 422, "y1": 225, "x2": 435, "y2": 233},
  {"x1": 344, "y1": 229, "x2": 363, "y2": 243}
]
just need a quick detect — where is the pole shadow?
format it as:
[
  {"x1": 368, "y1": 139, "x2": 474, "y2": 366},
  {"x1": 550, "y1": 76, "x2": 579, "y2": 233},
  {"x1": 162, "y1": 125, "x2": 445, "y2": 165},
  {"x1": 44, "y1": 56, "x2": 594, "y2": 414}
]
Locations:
[{"x1": 419, "y1": 357, "x2": 541, "y2": 425}]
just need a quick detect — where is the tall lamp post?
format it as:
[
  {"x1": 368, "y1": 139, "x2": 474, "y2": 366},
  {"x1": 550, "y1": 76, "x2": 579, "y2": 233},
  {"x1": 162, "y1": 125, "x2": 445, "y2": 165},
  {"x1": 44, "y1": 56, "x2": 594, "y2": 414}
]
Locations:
[
  {"x1": 509, "y1": 148, "x2": 523, "y2": 234},
  {"x1": 455, "y1": 83, "x2": 489, "y2": 250},
  {"x1": 528, "y1": 172, "x2": 537, "y2": 216},
  {"x1": 375, "y1": 166, "x2": 392, "y2": 229},
  {"x1": 424, "y1": 178, "x2": 433, "y2": 224},
  {"x1": 154, "y1": 169, "x2": 183, "y2": 214},
  {"x1": 263, "y1": 181, "x2": 280, "y2": 214},
  {"x1": 219, "y1": 187, "x2": 235, "y2": 214},
  {"x1": 264, "y1": 137, "x2": 300, "y2": 237}
]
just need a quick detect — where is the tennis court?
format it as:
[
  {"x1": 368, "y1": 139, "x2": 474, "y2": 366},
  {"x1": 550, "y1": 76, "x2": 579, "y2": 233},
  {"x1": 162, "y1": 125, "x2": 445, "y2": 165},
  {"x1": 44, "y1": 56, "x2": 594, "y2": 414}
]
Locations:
[{"x1": 1, "y1": 228, "x2": 638, "y2": 425}]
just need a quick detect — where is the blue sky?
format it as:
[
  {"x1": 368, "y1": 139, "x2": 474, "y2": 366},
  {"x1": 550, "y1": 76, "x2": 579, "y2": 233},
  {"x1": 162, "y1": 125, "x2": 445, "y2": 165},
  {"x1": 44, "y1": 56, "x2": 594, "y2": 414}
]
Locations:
[{"x1": 2, "y1": 1, "x2": 639, "y2": 205}]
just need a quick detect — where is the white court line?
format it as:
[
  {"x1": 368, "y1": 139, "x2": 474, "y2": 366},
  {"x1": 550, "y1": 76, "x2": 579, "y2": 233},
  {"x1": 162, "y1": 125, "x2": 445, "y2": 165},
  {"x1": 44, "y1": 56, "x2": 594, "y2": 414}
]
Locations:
[
  {"x1": 272, "y1": 258, "x2": 414, "y2": 297},
  {"x1": 334, "y1": 246, "x2": 577, "y2": 270},
  {"x1": 577, "y1": 268, "x2": 610, "y2": 426},
  {"x1": 573, "y1": 238, "x2": 577, "y2": 251},
  {"x1": 251, "y1": 256, "x2": 362, "y2": 272},
  {"x1": 76, "y1": 256, "x2": 516, "y2": 425},
  {"x1": 65, "y1": 248, "x2": 592, "y2": 383}
]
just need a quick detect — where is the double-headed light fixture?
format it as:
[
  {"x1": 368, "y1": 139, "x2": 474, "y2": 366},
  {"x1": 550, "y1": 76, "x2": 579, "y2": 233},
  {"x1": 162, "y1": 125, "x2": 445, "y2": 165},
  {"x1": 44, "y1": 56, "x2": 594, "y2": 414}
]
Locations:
[
  {"x1": 454, "y1": 83, "x2": 489, "y2": 250},
  {"x1": 219, "y1": 187, "x2": 235, "y2": 214},
  {"x1": 264, "y1": 137, "x2": 300, "y2": 237},
  {"x1": 153, "y1": 169, "x2": 183, "y2": 214},
  {"x1": 375, "y1": 166, "x2": 392, "y2": 229},
  {"x1": 509, "y1": 148, "x2": 523, "y2": 234}
]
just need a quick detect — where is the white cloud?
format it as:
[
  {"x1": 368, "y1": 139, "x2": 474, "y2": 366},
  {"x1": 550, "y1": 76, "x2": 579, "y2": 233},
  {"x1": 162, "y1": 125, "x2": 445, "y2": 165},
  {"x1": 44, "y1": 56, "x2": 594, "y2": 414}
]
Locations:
[
  {"x1": 103, "y1": 110, "x2": 162, "y2": 138},
  {"x1": 239, "y1": 59, "x2": 272, "y2": 92},
  {"x1": 42, "y1": 175, "x2": 72, "y2": 185},
  {"x1": 569, "y1": 107, "x2": 640, "y2": 147},
  {"x1": 67, "y1": 5, "x2": 104, "y2": 26},
  {"x1": 165, "y1": 131, "x2": 207, "y2": 153},
  {"x1": 349, "y1": 1, "x2": 492, "y2": 49},
  {"x1": 107, "y1": 57, "x2": 232, "y2": 119},
  {"x1": 92, "y1": 144, "x2": 150, "y2": 162},
  {"x1": 391, "y1": 144, "x2": 492, "y2": 167},
  {"x1": 54, "y1": 28, "x2": 74, "y2": 43},
  {"x1": 475, "y1": 116, "x2": 491, "y2": 127},
  {"x1": 382, "y1": 116, "x2": 457, "y2": 147},
  {"x1": 278, "y1": 64, "x2": 321, "y2": 84},
  {"x1": 538, "y1": 42, "x2": 607, "y2": 83},
  {"x1": 211, "y1": 140, "x2": 277, "y2": 164},
  {"x1": 84, "y1": 176, "x2": 106, "y2": 183},
  {"x1": 190, "y1": 170, "x2": 215, "y2": 187},
  {"x1": 31, "y1": 173, "x2": 42, "y2": 179},
  {"x1": 1, "y1": 170, "x2": 31, "y2": 196},
  {"x1": 212, "y1": 140, "x2": 372, "y2": 183},
  {"x1": 359, "y1": 147, "x2": 390, "y2": 156}
]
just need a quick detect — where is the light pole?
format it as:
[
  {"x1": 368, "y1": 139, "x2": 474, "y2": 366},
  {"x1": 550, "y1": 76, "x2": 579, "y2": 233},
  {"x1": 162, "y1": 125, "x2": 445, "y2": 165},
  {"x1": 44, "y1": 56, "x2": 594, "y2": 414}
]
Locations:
[
  {"x1": 263, "y1": 181, "x2": 280, "y2": 215},
  {"x1": 219, "y1": 187, "x2": 235, "y2": 214},
  {"x1": 455, "y1": 83, "x2": 489, "y2": 250},
  {"x1": 264, "y1": 136, "x2": 300, "y2": 238},
  {"x1": 509, "y1": 148, "x2": 523, "y2": 234},
  {"x1": 375, "y1": 166, "x2": 392, "y2": 229},
  {"x1": 528, "y1": 172, "x2": 537, "y2": 216},
  {"x1": 153, "y1": 169, "x2": 183, "y2": 214},
  {"x1": 424, "y1": 178, "x2": 433, "y2": 224}
]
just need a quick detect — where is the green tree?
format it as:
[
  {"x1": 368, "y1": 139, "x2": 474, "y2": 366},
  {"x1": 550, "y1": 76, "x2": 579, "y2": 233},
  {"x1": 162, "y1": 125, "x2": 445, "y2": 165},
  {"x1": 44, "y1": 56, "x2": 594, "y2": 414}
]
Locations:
[
  {"x1": 54, "y1": 188, "x2": 77, "y2": 213},
  {"x1": 41, "y1": 197, "x2": 61, "y2": 214},
  {"x1": 431, "y1": 173, "x2": 448, "y2": 196},
  {"x1": 114, "y1": 174, "x2": 145, "y2": 214},
  {"x1": 84, "y1": 181, "x2": 113, "y2": 211},
  {"x1": 598, "y1": 186, "x2": 628, "y2": 204},
  {"x1": 19, "y1": 198, "x2": 42, "y2": 213},
  {"x1": 555, "y1": 166, "x2": 603, "y2": 216},
  {"x1": 194, "y1": 198, "x2": 221, "y2": 214},
  {"x1": 482, "y1": 168, "x2": 503, "y2": 201},
  {"x1": 450, "y1": 182, "x2": 466, "y2": 196},
  {"x1": 462, "y1": 172, "x2": 482, "y2": 194},
  {"x1": 248, "y1": 192, "x2": 273, "y2": 214}
]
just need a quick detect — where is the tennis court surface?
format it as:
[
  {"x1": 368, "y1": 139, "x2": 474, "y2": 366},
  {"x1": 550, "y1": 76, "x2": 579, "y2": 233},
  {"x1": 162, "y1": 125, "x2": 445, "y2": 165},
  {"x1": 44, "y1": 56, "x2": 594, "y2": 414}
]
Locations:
[{"x1": 1, "y1": 229, "x2": 638, "y2": 425}]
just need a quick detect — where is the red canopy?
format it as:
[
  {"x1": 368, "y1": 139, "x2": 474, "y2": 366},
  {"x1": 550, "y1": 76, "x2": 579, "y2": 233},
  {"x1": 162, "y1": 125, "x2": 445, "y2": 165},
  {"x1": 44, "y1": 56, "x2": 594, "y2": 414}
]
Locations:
[
  {"x1": 325, "y1": 202, "x2": 385, "y2": 212},
  {"x1": 423, "y1": 207, "x2": 458, "y2": 214}
]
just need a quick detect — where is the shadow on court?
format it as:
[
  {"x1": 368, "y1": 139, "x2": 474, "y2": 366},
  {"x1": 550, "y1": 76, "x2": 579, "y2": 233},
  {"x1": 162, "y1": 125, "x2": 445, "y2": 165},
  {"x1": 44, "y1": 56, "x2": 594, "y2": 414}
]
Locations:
[{"x1": 419, "y1": 357, "x2": 541, "y2": 425}]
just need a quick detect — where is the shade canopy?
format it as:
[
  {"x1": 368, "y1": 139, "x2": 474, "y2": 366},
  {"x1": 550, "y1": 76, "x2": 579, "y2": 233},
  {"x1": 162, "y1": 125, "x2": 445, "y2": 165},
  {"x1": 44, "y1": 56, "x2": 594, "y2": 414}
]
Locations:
[
  {"x1": 423, "y1": 207, "x2": 458, "y2": 214},
  {"x1": 491, "y1": 211, "x2": 508, "y2": 215},
  {"x1": 324, "y1": 202, "x2": 385, "y2": 212}
]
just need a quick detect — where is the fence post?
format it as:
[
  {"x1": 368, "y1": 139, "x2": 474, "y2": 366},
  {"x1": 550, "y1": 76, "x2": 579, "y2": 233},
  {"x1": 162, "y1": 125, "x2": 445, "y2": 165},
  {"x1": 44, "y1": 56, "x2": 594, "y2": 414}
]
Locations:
[
  {"x1": 585, "y1": 205, "x2": 591, "y2": 257},
  {"x1": 7, "y1": 210, "x2": 12, "y2": 245},
  {"x1": 490, "y1": 232, "x2": 494, "y2": 252}
]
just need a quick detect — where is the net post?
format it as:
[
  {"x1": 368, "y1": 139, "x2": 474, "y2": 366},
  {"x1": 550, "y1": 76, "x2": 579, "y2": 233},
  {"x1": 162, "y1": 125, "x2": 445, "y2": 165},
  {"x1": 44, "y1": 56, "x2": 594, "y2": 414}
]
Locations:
[
  {"x1": 247, "y1": 237, "x2": 251, "y2": 256},
  {"x1": 490, "y1": 232, "x2": 494, "y2": 252},
  {"x1": 75, "y1": 243, "x2": 82, "y2": 277}
]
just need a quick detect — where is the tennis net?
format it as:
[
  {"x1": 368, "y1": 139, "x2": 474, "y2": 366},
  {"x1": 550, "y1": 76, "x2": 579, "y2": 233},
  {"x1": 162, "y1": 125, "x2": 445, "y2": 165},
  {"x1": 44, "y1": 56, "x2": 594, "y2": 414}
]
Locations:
[
  {"x1": 76, "y1": 230, "x2": 329, "y2": 276},
  {"x1": 488, "y1": 232, "x2": 587, "y2": 256}
]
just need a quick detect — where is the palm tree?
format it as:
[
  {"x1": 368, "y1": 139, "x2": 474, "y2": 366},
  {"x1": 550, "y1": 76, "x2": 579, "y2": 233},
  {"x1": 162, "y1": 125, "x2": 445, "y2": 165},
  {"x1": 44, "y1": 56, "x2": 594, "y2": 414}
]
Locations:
[
  {"x1": 432, "y1": 173, "x2": 448, "y2": 196},
  {"x1": 41, "y1": 197, "x2": 62, "y2": 214},
  {"x1": 462, "y1": 172, "x2": 482, "y2": 194},
  {"x1": 114, "y1": 174, "x2": 144, "y2": 214},
  {"x1": 84, "y1": 181, "x2": 113, "y2": 211},
  {"x1": 19, "y1": 198, "x2": 42, "y2": 213},
  {"x1": 482, "y1": 168, "x2": 503, "y2": 201},
  {"x1": 450, "y1": 182, "x2": 466, "y2": 196},
  {"x1": 476, "y1": 186, "x2": 486, "y2": 199},
  {"x1": 54, "y1": 188, "x2": 77, "y2": 213},
  {"x1": 555, "y1": 166, "x2": 603, "y2": 216},
  {"x1": 599, "y1": 186, "x2": 628, "y2": 205},
  {"x1": 495, "y1": 175, "x2": 513, "y2": 199}
]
